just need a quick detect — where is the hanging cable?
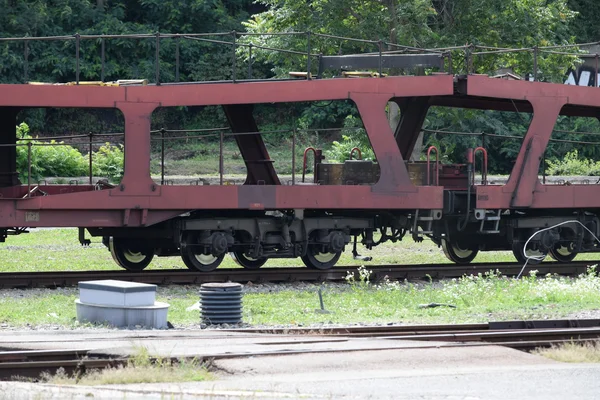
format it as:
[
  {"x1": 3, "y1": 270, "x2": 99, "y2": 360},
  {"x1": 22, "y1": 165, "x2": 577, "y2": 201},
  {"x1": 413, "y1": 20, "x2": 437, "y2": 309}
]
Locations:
[{"x1": 516, "y1": 220, "x2": 600, "y2": 279}]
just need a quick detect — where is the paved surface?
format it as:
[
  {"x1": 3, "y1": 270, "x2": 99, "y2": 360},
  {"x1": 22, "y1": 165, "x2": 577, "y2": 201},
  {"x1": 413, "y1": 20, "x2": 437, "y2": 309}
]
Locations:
[{"x1": 1, "y1": 329, "x2": 599, "y2": 399}]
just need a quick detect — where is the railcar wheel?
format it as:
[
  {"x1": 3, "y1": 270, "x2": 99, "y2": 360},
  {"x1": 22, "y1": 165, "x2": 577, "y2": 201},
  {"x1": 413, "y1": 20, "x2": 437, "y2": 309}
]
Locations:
[
  {"x1": 301, "y1": 247, "x2": 342, "y2": 270},
  {"x1": 549, "y1": 243, "x2": 577, "y2": 262},
  {"x1": 180, "y1": 233, "x2": 225, "y2": 272},
  {"x1": 109, "y1": 237, "x2": 154, "y2": 271},
  {"x1": 230, "y1": 251, "x2": 267, "y2": 269},
  {"x1": 441, "y1": 239, "x2": 479, "y2": 265},
  {"x1": 511, "y1": 234, "x2": 547, "y2": 265},
  {"x1": 181, "y1": 251, "x2": 225, "y2": 272}
]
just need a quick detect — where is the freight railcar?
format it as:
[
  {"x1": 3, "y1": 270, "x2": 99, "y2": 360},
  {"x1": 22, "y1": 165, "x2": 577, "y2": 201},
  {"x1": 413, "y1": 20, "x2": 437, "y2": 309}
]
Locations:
[{"x1": 0, "y1": 69, "x2": 599, "y2": 271}]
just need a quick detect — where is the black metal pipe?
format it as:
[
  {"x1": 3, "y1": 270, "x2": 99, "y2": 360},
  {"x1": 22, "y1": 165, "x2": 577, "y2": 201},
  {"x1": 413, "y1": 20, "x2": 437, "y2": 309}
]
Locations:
[
  {"x1": 75, "y1": 33, "x2": 80, "y2": 84},
  {"x1": 155, "y1": 32, "x2": 160, "y2": 85},
  {"x1": 594, "y1": 53, "x2": 600, "y2": 87},
  {"x1": 232, "y1": 31, "x2": 237, "y2": 83},
  {"x1": 89, "y1": 132, "x2": 93, "y2": 185},
  {"x1": 219, "y1": 131, "x2": 224, "y2": 185},
  {"x1": 378, "y1": 40, "x2": 383, "y2": 77},
  {"x1": 533, "y1": 46, "x2": 538, "y2": 82},
  {"x1": 307, "y1": 31, "x2": 312, "y2": 80},
  {"x1": 248, "y1": 43, "x2": 253, "y2": 79},
  {"x1": 161, "y1": 128, "x2": 165, "y2": 185},
  {"x1": 27, "y1": 142, "x2": 32, "y2": 196},
  {"x1": 23, "y1": 40, "x2": 28, "y2": 83},
  {"x1": 101, "y1": 37, "x2": 105, "y2": 82},
  {"x1": 292, "y1": 129, "x2": 296, "y2": 185},
  {"x1": 175, "y1": 36, "x2": 180, "y2": 82}
]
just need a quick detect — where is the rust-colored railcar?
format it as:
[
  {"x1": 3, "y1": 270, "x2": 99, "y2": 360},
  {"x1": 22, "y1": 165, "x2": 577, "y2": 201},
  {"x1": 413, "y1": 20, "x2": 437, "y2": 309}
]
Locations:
[{"x1": 0, "y1": 40, "x2": 598, "y2": 271}]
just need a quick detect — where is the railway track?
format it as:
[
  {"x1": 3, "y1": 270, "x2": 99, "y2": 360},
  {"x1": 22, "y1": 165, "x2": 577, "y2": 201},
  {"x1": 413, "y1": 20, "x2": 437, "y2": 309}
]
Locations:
[
  {"x1": 1, "y1": 318, "x2": 599, "y2": 380},
  {"x1": 0, "y1": 260, "x2": 595, "y2": 289}
]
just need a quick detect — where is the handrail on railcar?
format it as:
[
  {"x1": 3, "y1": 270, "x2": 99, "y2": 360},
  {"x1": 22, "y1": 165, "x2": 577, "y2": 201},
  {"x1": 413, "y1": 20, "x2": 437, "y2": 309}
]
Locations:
[
  {"x1": 426, "y1": 145, "x2": 440, "y2": 186},
  {"x1": 473, "y1": 146, "x2": 488, "y2": 185}
]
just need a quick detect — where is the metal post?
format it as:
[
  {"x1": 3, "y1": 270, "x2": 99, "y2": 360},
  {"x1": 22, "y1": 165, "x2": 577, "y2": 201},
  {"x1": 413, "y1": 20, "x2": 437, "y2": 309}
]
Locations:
[
  {"x1": 219, "y1": 131, "x2": 224, "y2": 185},
  {"x1": 292, "y1": 129, "x2": 296, "y2": 185},
  {"x1": 248, "y1": 43, "x2": 253, "y2": 79},
  {"x1": 27, "y1": 142, "x2": 32, "y2": 197},
  {"x1": 378, "y1": 40, "x2": 383, "y2": 77},
  {"x1": 533, "y1": 46, "x2": 538, "y2": 82},
  {"x1": 464, "y1": 46, "x2": 470, "y2": 75},
  {"x1": 231, "y1": 31, "x2": 237, "y2": 83},
  {"x1": 447, "y1": 52, "x2": 453, "y2": 75},
  {"x1": 23, "y1": 40, "x2": 28, "y2": 83},
  {"x1": 306, "y1": 31, "x2": 312, "y2": 80},
  {"x1": 594, "y1": 53, "x2": 600, "y2": 87},
  {"x1": 482, "y1": 132, "x2": 486, "y2": 149},
  {"x1": 101, "y1": 37, "x2": 105, "y2": 82},
  {"x1": 155, "y1": 32, "x2": 160, "y2": 85},
  {"x1": 542, "y1": 151, "x2": 546, "y2": 184},
  {"x1": 175, "y1": 36, "x2": 180, "y2": 82},
  {"x1": 89, "y1": 132, "x2": 93, "y2": 185},
  {"x1": 75, "y1": 33, "x2": 80, "y2": 85},
  {"x1": 160, "y1": 128, "x2": 165, "y2": 185}
]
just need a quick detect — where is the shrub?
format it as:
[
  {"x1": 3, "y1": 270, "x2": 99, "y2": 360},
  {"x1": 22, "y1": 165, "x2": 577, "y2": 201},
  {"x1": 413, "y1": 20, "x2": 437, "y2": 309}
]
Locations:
[
  {"x1": 15, "y1": 123, "x2": 124, "y2": 183},
  {"x1": 546, "y1": 150, "x2": 600, "y2": 176},
  {"x1": 326, "y1": 116, "x2": 375, "y2": 162},
  {"x1": 16, "y1": 123, "x2": 88, "y2": 181},
  {"x1": 91, "y1": 143, "x2": 125, "y2": 182}
]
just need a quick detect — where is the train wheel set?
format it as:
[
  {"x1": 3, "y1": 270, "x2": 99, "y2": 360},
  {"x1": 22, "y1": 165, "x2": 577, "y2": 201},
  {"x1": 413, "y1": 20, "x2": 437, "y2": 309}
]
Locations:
[{"x1": 0, "y1": 34, "x2": 599, "y2": 273}]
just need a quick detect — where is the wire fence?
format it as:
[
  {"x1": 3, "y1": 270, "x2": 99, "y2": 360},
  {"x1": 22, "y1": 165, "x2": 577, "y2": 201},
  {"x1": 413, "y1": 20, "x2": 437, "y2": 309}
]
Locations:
[{"x1": 2, "y1": 31, "x2": 598, "y2": 85}]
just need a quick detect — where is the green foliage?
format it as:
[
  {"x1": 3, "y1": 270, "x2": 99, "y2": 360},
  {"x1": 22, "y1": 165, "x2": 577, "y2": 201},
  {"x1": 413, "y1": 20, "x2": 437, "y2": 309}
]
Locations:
[
  {"x1": 326, "y1": 116, "x2": 375, "y2": 162},
  {"x1": 546, "y1": 150, "x2": 600, "y2": 176},
  {"x1": 15, "y1": 123, "x2": 124, "y2": 182},
  {"x1": 16, "y1": 123, "x2": 88, "y2": 181},
  {"x1": 91, "y1": 143, "x2": 125, "y2": 181}
]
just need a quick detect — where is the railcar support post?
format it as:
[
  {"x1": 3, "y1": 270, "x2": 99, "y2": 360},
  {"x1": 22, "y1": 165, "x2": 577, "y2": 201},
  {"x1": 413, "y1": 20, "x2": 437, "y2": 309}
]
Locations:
[
  {"x1": 27, "y1": 142, "x2": 32, "y2": 197},
  {"x1": 248, "y1": 43, "x2": 253, "y2": 79},
  {"x1": 75, "y1": 33, "x2": 80, "y2": 85},
  {"x1": 378, "y1": 40, "x2": 383, "y2": 77},
  {"x1": 175, "y1": 36, "x2": 180, "y2": 82},
  {"x1": 160, "y1": 128, "x2": 166, "y2": 185},
  {"x1": 307, "y1": 31, "x2": 312, "y2": 80},
  {"x1": 594, "y1": 53, "x2": 600, "y2": 87},
  {"x1": 155, "y1": 32, "x2": 160, "y2": 86},
  {"x1": 533, "y1": 46, "x2": 538, "y2": 82},
  {"x1": 101, "y1": 37, "x2": 106, "y2": 82},
  {"x1": 219, "y1": 130, "x2": 224, "y2": 185},
  {"x1": 292, "y1": 129, "x2": 296, "y2": 185},
  {"x1": 23, "y1": 40, "x2": 28, "y2": 83},
  {"x1": 231, "y1": 31, "x2": 237, "y2": 83},
  {"x1": 89, "y1": 132, "x2": 93, "y2": 185}
]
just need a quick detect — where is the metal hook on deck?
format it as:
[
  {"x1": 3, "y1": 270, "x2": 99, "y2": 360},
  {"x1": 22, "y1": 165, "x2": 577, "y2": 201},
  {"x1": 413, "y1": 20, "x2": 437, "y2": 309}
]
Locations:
[
  {"x1": 426, "y1": 145, "x2": 439, "y2": 186},
  {"x1": 302, "y1": 147, "x2": 317, "y2": 183},
  {"x1": 473, "y1": 146, "x2": 488, "y2": 185},
  {"x1": 349, "y1": 147, "x2": 362, "y2": 160}
]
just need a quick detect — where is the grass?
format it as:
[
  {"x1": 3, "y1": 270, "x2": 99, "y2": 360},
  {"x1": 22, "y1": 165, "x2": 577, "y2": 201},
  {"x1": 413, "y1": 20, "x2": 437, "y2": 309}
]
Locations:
[
  {"x1": 533, "y1": 341, "x2": 600, "y2": 363},
  {"x1": 1, "y1": 267, "x2": 600, "y2": 328},
  {"x1": 39, "y1": 346, "x2": 212, "y2": 385}
]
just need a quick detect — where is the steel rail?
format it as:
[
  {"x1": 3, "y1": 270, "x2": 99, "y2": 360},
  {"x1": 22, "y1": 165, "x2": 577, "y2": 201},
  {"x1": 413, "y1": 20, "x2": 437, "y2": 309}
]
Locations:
[
  {"x1": 0, "y1": 261, "x2": 594, "y2": 289},
  {"x1": 1, "y1": 321, "x2": 599, "y2": 380}
]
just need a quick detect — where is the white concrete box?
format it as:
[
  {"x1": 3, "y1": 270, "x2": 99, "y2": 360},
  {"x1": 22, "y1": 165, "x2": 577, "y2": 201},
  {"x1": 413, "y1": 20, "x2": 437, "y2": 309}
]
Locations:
[
  {"x1": 76, "y1": 300, "x2": 169, "y2": 329},
  {"x1": 78, "y1": 280, "x2": 157, "y2": 307}
]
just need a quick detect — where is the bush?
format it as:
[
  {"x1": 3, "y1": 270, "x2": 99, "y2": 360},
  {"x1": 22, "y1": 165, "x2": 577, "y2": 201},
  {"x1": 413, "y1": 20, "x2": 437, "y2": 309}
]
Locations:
[
  {"x1": 546, "y1": 150, "x2": 600, "y2": 176},
  {"x1": 16, "y1": 123, "x2": 124, "y2": 183},
  {"x1": 91, "y1": 143, "x2": 124, "y2": 182},
  {"x1": 16, "y1": 123, "x2": 88, "y2": 181},
  {"x1": 326, "y1": 116, "x2": 375, "y2": 162}
]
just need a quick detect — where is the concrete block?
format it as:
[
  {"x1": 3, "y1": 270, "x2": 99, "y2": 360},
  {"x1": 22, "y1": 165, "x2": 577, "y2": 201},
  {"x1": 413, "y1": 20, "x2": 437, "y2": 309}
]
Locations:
[
  {"x1": 78, "y1": 280, "x2": 156, "y2": 307},
  {"x1": 75, "y1": 300, "x2": 169, "y2": 329}
]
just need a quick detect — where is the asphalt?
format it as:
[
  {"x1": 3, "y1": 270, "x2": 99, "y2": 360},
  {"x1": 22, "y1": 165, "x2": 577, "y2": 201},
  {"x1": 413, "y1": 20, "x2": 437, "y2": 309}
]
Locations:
[{"x1": 0, "y1": 329, "x2": 599, "y2": 399}]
